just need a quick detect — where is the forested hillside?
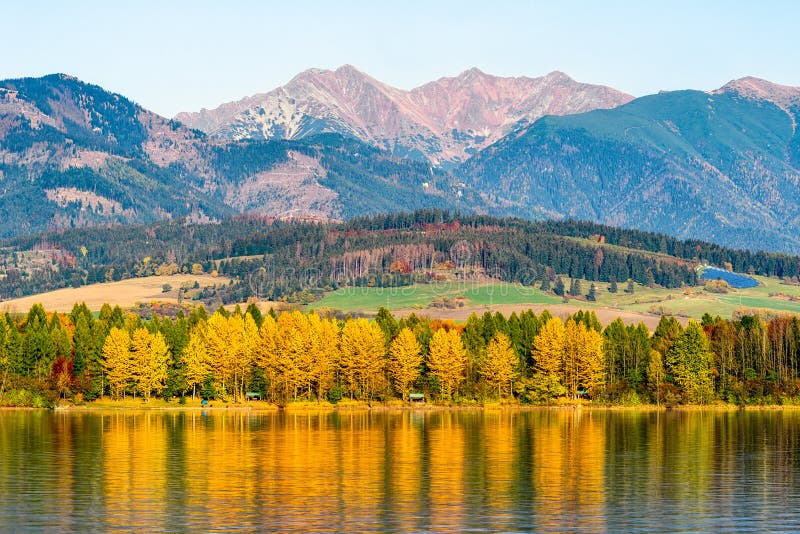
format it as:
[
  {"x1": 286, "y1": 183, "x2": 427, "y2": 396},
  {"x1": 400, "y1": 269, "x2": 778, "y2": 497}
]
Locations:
[
  {"x1": 0, "y1": 75, "x2": 457, "y2": 236},
  {"x1": 5, "y1": 73, "x2": 800, "y2": 256},
  {"x1": 4, "y1": 210, "x2": 799, "y2": 306},
  {"x1": 464, "y1": 88, "x2": 800, "y2": 252}
]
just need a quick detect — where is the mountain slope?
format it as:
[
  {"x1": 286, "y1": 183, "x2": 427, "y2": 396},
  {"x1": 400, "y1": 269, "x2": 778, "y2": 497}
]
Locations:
[
  {"x1": 0, "y1": 74, "x2": 457, "y2": 236},
  {"x1": 0, "y1": 73, "x2": 231, "y2": 234},
  {"x1": 175, "y1": 65, "x2": 633, "y2": 165},
  {"x1": 463, "y1": 82, "x2": 800, "y2": 252}
]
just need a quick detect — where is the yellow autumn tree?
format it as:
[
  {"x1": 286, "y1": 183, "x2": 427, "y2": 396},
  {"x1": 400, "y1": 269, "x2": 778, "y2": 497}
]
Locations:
[
  {"x1": 533, "y1": 317, "x2": 565, "y2": 380},
  {"x1": 427, "y1": 328, "x2": 468, "y2": 399},
  {"x1": 308, "y1": 313, "x2": 338, "y2": 400},
  {"x1": 479, "y1": 332, "x2": 518, "y2": 398},
  {"x1": 388, "y1": 327, "x2": 423, "y2": 400},
  {"x1": 275, "y1": 311, "x2": 310, "y2": 401},
  {"x1": 339, "y1": 318, "x2": 387, "y2": 400},
  {"x1": 102, "y1": 327, "x2": 132, "y2": 399},
  {"x1": 182, "y1": 321, "x2": 211, "y2": 399},
  {"x1": 205, "y1": 312, "x2": 251, "y2": 400},
  {"x1": 577, "y1": 324, "x2": 605, "y2": 397},
  {"x1": 563, "y1": 319, "x2": 581, "y2": 398},
  {"x1": 255, "y1": 314, "x2": 282, "y2": 401},
  {"x1": 235, "y1": 314, "x2": 259, "y2": 399},
  {"x1": 131, "y1": 327, "x2": 170, "y2": 401}
]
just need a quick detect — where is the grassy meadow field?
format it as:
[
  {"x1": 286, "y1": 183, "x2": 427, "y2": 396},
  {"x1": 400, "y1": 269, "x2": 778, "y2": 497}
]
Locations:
[
  {"x1": 0, "y1": 274, "x2": 229, "y2": 313},
  {"x1": 4, "y1": 270, "x2": 800, "y2": 329}
]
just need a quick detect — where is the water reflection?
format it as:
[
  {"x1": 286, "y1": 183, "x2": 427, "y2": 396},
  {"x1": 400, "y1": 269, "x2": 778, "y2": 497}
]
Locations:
[{"x1": 1, "y1": 409, "x2": 800, "y2": 531}]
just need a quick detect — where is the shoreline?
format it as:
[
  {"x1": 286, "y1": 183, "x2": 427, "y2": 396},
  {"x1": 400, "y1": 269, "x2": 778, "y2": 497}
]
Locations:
[{"x1": 5, "y1": 400, "x2": 800, "y2": 413}]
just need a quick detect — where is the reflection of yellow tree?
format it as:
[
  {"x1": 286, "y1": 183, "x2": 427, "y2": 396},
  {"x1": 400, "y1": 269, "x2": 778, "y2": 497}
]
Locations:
[
  {"x1": 427, "y1": 411, "x2": 466, "y2": 530},
  {"x1": 334, "y1": 412, "x2": 386, "y2": 530},
  {"x1": 103, "y1": 413, "x2": 168, "y2": 530},
  {"x1": 483, "y1": 410, "x2": 514, "y2": 516},
  {"x1": 531, "y1": 411, "x2": 605, "y2": 531},
  {"x1": 385, "y1": 413, "x2": 424, "y2": 529}
]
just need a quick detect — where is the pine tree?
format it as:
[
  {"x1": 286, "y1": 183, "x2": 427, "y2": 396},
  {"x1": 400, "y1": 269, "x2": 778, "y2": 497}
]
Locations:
[
  {"x1": 553, "y1": 277, "x2": 565, "y2": 296},
  {"x1": 569, "y1": 278, "x2": 582, "y2": 297},
  {"x1": 73, "y1": 314, "x2": 94, "y2": 375},
  {"x1": 586, "y1": 283, "x2": 598, "y2": 302},
  {"x1": 19, "y1": 305, "x2": 54, "y2": 380},
  {"x1": 608, "y1": 278, "x2": 618, "y2": 293},
  {"x1": 388, "y1": 327, "x2": 423, "y2": 400},
  {"x1": 540, "y1": 276, "x2": 551, "y2": 292},
  {"x1": 667, "y1": 321, "x2": 714, "y2": 404},
  {"x1": 375, "y1": 307, "x2": 399, "y2": 343}
]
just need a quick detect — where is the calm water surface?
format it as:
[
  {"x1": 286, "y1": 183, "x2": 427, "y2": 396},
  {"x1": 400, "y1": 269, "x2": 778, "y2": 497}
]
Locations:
[{"x1": 1, "y1": 408, "x2": 800, "y2": 532}]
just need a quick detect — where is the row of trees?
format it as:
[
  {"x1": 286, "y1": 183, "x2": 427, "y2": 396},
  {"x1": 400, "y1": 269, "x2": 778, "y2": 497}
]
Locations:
[{"x1": 3, "y1": 301, "x2": 800, "y2": 406}]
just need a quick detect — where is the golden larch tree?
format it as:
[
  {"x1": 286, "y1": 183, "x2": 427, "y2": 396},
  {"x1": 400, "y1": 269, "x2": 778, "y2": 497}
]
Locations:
[
  {"x1": 427, "y1": 328, "x2": 468, "y2": 399},
  {"x1": 577, "y1": 324, "x2": 605, "y2": 397},
  {"x1": 182, "y1": 320, "x2": 211, "y2": 399},
  {"x1": 235, "y1": 314, "x2": 259, "y2": 399},
  {"x1": 308, "y1": 313, "x2": 338, "y2": 400},
  {"x1": 563, "y1": 319, "x2": 581, "y2": 398},
  {"x1": 533, "y1": 317, "x2": 566, "y2": 380},
  {"x1": 388, "y1": 327, "x2": 423, "y2": 400},
  {"x1": 479, "y1": 332, "x2": 518, "y2": 398},
  {"x1": 275, "y1": 311, "x2": 310, "y2": 400},
  {"x1": 205, "y1": 312, "x2": 245, "y2": 400},
  {"x1": 339, "y1": 318, "x2": 387, "y2": 400},
  {"x1": 131, "y1": 327, "x2": 170, "y2": 401},
  {"x1": 102, "y1": 327, "x2": 132, "y2": 399},
  {"x1": 255, "y1": 314, "x2": 282, "y2": 401}
]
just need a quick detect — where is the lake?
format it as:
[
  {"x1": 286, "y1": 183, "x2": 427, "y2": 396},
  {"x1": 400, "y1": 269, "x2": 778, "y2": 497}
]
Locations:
[{"x1": 1, "y1": 408, "x2": 800, "y2": 531}]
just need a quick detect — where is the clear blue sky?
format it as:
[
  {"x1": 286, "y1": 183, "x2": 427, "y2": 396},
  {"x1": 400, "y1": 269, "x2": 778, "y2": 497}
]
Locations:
[{"x1": 4, "y1": 0, "x2": 799, "y2": 117}]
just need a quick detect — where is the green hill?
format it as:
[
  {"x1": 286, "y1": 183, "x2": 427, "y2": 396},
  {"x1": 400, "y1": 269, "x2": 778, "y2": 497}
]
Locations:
[{"x1": 464, "y1": 89, "x2": 800, "y2": 252}]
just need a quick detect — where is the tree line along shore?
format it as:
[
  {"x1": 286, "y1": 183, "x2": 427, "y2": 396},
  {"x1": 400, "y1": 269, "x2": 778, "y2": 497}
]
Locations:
[{"x1": 2, "y1": 301, "x2": 800, "y2": 408}]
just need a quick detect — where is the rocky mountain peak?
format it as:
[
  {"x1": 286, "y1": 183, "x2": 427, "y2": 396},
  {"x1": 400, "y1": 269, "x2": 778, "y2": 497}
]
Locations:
[
  {"x1": 715, "y1": 76, "x2": 800, "y2": 107},
  {"x1": 175, "y1": 66, "x2": 633, "y2": 164}
]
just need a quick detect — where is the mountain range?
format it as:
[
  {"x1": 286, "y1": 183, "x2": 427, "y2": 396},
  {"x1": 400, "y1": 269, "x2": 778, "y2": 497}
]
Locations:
[
  {"x1": 175, "y1": 65, "x2": 633, "y2": 165},
  {"x1": 2, "y1": 67, "x2": 800, "y2": 254}
]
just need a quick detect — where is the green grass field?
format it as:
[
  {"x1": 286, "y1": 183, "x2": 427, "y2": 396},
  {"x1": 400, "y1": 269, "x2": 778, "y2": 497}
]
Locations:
[
  {"x1": 310, "y1": 282, "x2": 562, "y2": 313},
  {"x1": 310, "y1": 274, "x2": 800, "y2": 320}
]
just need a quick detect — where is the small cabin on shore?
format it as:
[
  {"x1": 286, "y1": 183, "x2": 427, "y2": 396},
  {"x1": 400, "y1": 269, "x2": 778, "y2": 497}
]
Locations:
[{"x1": 408, "y1": 393, "x2": 425, "y2": 403}]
